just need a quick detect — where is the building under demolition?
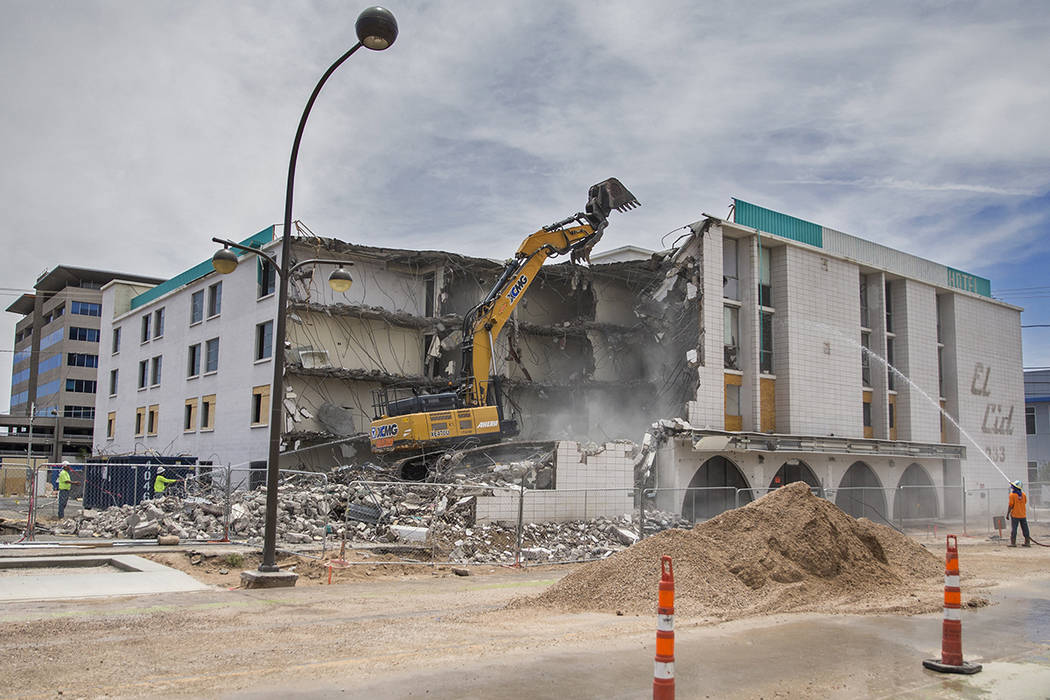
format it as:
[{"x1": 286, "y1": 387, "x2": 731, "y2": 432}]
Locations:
[
  {"x1": 91, "y1": 200, "x2": 1025, "y2": 526},
  {"x1": 92, "y1": 225, "x2": 672, "y2": 478}
]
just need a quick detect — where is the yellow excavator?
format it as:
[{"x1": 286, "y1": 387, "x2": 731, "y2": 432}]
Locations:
[{"x1": 368, "y1": 178, "x2": 640, "y2": 474}]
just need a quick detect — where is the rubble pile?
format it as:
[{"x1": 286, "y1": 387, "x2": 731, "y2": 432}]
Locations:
[
  {"x1": 521, "y1": 481, "x2": 943, "y2": 617},
  {"x1": 58, "y1": 478, "x2": 645, "y2": 564}
]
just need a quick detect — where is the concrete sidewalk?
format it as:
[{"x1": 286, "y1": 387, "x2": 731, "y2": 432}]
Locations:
[{"x1": 0, "y1": 554, "x2": 211, "y2": 601}]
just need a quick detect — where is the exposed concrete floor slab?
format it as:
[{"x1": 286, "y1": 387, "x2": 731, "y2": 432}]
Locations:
[{"x1": 0, "y1": 554, "x2": 211, "y2": 601}]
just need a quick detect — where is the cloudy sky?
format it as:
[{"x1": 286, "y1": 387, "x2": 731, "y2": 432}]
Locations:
[{"x1": 2, "y1": 0, "x2": 1049, "y2": 409}]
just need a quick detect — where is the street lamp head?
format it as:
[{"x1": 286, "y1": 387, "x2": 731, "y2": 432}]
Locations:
[
  {"x1": 356, "y1": 6, "x2": 398, "y2": 50},
  {"x1": 328, "y1": 264, "x2": 354, "y2": 293},
  {"x1": 212, "y1": 247, "x2": 239, "y2": 274}
]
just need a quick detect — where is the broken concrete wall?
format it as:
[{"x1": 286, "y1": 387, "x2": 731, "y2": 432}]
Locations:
[
  {"x1": 497, "y1": 327, "x2": 595, "y2": 384},
  {"x1": 475, "y1": 441, "x2": 635, "y2": 523},
  {"x1": 287, "y1": 312, "x2": 424, "y2": 377},
  {"x1": 514, "y1": 270, "x2": 596, "y2": 326},
  {"x1": 284, "y1": 375, "x2": 379, "y2": 443}
]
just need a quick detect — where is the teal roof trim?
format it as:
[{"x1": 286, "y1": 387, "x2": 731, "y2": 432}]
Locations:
[
  {"x1": 129, "y1": 227, "x2": 274, "y2": 311},
  {"x1": 733, "y1": 199, "x2": 823, "y2": 248}
]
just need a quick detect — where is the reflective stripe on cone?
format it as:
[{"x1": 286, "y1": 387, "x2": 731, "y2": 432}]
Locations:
[
  {"x1": 922, "y1": 534, "x2": 982, "y2": 675},
  {"x1": 653, "y1": 555, "x2": 675, "y2": 700}
]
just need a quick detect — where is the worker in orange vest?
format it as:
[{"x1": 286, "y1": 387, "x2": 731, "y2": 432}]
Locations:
[{"x1": 1007, "y1": 480, "x2": 1031, "y2": 548}]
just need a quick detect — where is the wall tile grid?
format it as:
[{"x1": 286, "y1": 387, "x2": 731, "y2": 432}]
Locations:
[
  {"x1": 945, "y1": 294, "x2": 1026, "y2": 488},
  {"x1": 895, "y1": 280, "x2": 941, "y2": 442},
  {"x1": 475, "y1": 441, "x2": 634, "y2": 523},
  {"x1": 692, "y1": 229, "x2": 726, "y2": 428},
  {"x1": 777, "y1": 246, "x2": 862, "y2": 436}
]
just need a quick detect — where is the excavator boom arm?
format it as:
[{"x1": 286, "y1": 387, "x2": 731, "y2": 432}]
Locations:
[{"x1": 461, "y1": 178, "x2": 640, "y2": 408}]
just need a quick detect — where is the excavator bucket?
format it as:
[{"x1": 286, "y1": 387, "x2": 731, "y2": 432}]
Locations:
[{"x1": 587, "y1": 178, "x2": 641, "y2": 219}]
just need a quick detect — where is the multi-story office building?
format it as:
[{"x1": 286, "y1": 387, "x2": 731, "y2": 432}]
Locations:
[
  {"x1": 651, "y1": 200, "x2": 1026, "y2": 523},
  {"x1": 4, "y1": 266, "x2": 163, "y2": 459}
]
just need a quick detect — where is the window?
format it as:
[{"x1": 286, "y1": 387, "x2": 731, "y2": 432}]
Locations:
[
  {"x1": 141, "y1": 314, "x2": 151, "y2": 342},
  {"x1": 147, "y1": 404, "x2": 159, "y2": 436},
  {"x1": 64, "y1": 405, "x2": 95, "y2": 419},
  {"x1": 67, "y1": 352, "x2": 98, "y2": 368},
  {"x1": 69, "y1": 327, "x2": 100, "y2": 343},
  {"x1": 191, "y1": 290, "x2": 205, "y2": 324},
  {"x1": 71, "y1": 301, "x2": 102, "y2": 316},
  {"x1": 258, "y1": 259, "x2": 276, "y2": 298},
  {"x1": 65, "y1": 378, "x2": 97, "y2": 393},
  {"x1": 884, "y1": 281, "x2": 893, "y2": 333},
  {"x1": 758, "y1": 247, "x2": 772, "y2": 307},
  {"x1": 759, "y1": 311, "x2": 774, "y2": 373},
  {"x1": 107, "y1": 411, "x2": 115, "y2": 439},
  {"x1": 722, "y1": 237, "x2": 739, "y2": 300},
  {"x1": 109, "y1": 369, "x2": 118, "y2": 396},
  {"x1": 859, "y1": 276, "x2": 869, "y2": 328},
  {"x1": 201, "y1": 394, "x2": 216, "y2": 431},
  {"x1": 861, "y1": 332, "x2": 871, "y2": 386},
  {"x1": 255, "y1": 321, "x2": 273, "y2": 361},
  {"x1": 38, "y1": 354, "x2": 62, "y2": 374},
  {"x1": 53, "y1": 304, "x2": 64, "y2": 318},
  {"x1": 150, "y1": 355, "x2": 162, "y2": 386},
  {"x1": 205, "y1": 338, "x2": 219, "y2": 373},
  {"x1": 112, "y1": 327, "x2": 121, "y2": 354},
  {"x1": 207, "y1": 282, "x2": 222, "y2": 317},
  {"x1": 41, "y1": 328, "x2": 63, "y2": 349},
  {"x1": 138, "y1": 360, "x2": 149, "y2": 389},
  {"x1": 187, "y1": 343, "x2": 201, "y2": 377},
  {"x1": 723, "y1": 305, "x2": 739, "y2": 370},
  {"x1": 1027, "y1": 406, "x2": 1036, "y2": 435},
  {"x1": 886, "y1": 338, "x2": 895, "y2": 390},
  {"x1": 251, "y1": 385, "x2": 270, "y2": 426},
  {"x1": 938, "y1": 347, "x2": 944, "y2": 397},
  {"x1": 153, "y1": 308, "x2": 165, "y2": 338},
  {"x1": 134, "y1": 407, "x2": 146, "y2": 437},
  {"x1": 424, "y1": 273, "x2": 436, "y2": 317},
  {"x1": 863, "y1": 401, "x2": 873, "y2": 428},
  {"x1": 184, "y1": 398, "x2": 198, "y2": 432},
  {"x1": 888, "y1": 401, "x2": 896, "y2": 429},
  {"x1": 725, "y1": 384, "x2": 741, "y2": 416},
  {"x1": 36, "y1": 379, "x2": 61, "y2": 397}
]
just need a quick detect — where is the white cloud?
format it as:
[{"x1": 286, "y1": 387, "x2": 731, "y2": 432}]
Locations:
[{"x1": 2, "y1": 0, "x2": 1049, "y2": 405}]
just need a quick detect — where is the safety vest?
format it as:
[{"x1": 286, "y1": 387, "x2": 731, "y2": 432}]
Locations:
[
  {"x1": 1009, "y1": 490, "x2": 1027, "y2": 519},
  {"x1": 58, "y1": 470, "x2": 71, "y2": 491},
  {"x1": 154, "y1": 474, "x2": 177, "y2": 493}
]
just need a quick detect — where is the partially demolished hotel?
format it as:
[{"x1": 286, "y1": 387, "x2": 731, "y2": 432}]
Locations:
[{"x1": 92, "y1": 200, "x2": 1025, "y2": 525}]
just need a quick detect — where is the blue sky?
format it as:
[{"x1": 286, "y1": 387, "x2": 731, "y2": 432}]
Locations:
[{"x1": 1, "y1": 0, "x2": 1049, "y2": 408}]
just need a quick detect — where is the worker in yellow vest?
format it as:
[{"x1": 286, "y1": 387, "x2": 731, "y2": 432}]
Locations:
[
  {"x1": 57, "y1": 461, "x2": 78, "y2": 518},
  {"x1": 153, "y1": 467, "x2": 178, "y2": 498}
]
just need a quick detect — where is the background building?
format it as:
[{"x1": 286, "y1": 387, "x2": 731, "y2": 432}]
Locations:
[
  {"x1": 3, "y1": 266, "x2": 162, "y2": 462},
  {"x1": 650, "y1": 200, "x2": 1026, "y2": 525},
  {"x1": 1024, "y1": 369, "x2": 1050, "y2": 492}
]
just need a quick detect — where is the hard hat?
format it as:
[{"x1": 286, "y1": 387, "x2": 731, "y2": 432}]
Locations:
[
  {"x1": 157, "y1": 466, "x2": 166, "y2": 474},
  {"x1": 1011, "y1": 480, "x2": 1022, "y2": 489},
  {"x1": 62, "y1": 460, "x2": 69, "y2": 465}
]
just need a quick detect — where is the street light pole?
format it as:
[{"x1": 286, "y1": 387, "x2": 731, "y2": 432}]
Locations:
[{"x1": 242, "y1": 7, "x2": 398, "y2": 585}]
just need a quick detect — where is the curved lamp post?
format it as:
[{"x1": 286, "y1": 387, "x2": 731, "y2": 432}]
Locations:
[{"x1": 215, "y1": 6, "x2": 397, "y2": 586}]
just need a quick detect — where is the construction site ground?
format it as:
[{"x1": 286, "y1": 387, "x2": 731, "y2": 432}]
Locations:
[{"x1": 1, "y1": 530, "x2": 1048, "y2": 699}]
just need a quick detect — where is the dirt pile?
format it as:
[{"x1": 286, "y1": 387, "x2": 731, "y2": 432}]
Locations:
[{"x1": 521, "y1": 481, "x2": 943, "y2": 618}]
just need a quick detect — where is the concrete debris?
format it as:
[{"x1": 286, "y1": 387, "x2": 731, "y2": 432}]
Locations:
[{"x1": 56, "y1": 471, "x2": 652, "y2": 564}]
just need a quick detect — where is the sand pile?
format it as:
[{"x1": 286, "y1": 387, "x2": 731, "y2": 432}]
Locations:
[{"x1": 520, "y1": 481, "x2": 944, "y2": 618}]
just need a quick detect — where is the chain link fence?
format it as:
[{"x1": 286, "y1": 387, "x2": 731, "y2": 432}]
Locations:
[{"x1": 5, "y1": 466, "x2": 1047, "y2": 562}]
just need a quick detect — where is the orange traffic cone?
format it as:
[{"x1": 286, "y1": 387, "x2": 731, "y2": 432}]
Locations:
[
  {"x1": 653, "y1": 555, "x2": 675, "y2": 699},
  {"x1": 922, "y1": 535, "x2": 982, "y2": 674}
]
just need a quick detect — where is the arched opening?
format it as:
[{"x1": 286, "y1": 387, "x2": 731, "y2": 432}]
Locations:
[
  {"x1": 835, "y1": 461, "x2": 887, "y2": 521},
  {"x1": 893, "y1": 463, "x2": 938, "y2": 521},
  {"x1": 769, "y1": 460, "x2": 824, "y2": 497},
  {"x1": 682, "y1": 455, "x2": 751, "y2": 521}
]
